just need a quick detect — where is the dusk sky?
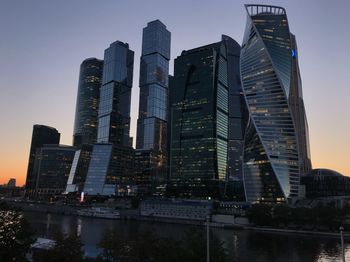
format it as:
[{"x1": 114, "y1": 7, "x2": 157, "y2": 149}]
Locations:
[{"x1": 1, "y1": 0, "x2": 349, "y2": 186}]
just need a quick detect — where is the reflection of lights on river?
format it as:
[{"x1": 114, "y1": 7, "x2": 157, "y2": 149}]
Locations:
[
  {"x1": 233, "y1": 234, "x2": 239, "y2": 253},
  {"x1": 316, "y1": 242, "x2": 350, "y2": 261},
  {"x1": 46, "y1": 213, "x2": 51, "y2": 237},
  {"x1": 77, "y1": 218, "x2": 82, "y2": 237}
]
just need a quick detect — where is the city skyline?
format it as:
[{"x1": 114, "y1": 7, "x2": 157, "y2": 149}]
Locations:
[{"x1": 1, "y1": 0, "x2": 350, "y2": 185}]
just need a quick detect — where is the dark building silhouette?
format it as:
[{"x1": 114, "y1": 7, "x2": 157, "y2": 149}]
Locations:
[
  {"x1": 73, "y1": 58, "x2": 103, "y2": 148},
  {"x1": 223, "y1": 35, "x2": 248, "y2": 184},
  {"x1": 289, "y1": 34, "x2": 312, "y2": 176},
  {"x1": 32, "y1": 145, "x2": 75, "y2": 197},
  {"x1": 83, "y1": 41, "x2": 135, "y2": 196},
  {"x1": 135, "y1": 20, "x2": 171, "y2": 195},
  {"x1": 7, "y1": 178, "x2": 16, "y2": 188},
  {"x1": 168, "y1": 36, "x2": 242, "y2": 199},
  {"x1": 301, "y1": 169, "x2": 350, "y2": 198},
  {"x1": 25, "y1": 125, "x2": 60, "y2": 195}
]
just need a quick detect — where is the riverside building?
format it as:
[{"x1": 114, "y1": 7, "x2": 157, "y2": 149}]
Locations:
[
  {"x1": 83, "y1": 41, "x2": 135, "y2": 196},
  {"x1": 25, "y1": 125, "x2": 60, "y2": 196},
  {"x1": 240, "y1": 4, "x2": 305, "y2": 203},
  {"x1": 168, "y1": 35, "x2": 243, "y2": 199},
  {"x1": 135, "y1": 20, "x2": 171, "y2": 195}
]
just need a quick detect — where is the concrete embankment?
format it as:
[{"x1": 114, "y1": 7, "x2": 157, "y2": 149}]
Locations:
[
  {"x1": 5, "y1": 200, "x2": 77, "y2": 215},
  {"x1": 244, "y1": 226, "x2": 350, "y2": 239},
  {"x1": 5, "y1": 200, "x2": 350, "y2": 239}
]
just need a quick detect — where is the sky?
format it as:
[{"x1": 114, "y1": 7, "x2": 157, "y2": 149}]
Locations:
[{"x1": 0, "y1": 0, "x2": 349, "y2": 186}]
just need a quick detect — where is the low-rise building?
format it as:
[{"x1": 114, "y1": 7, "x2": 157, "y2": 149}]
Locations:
[
  {"x1": 301, "y1": 169, "x2": 350, "y2": 199},
  {"x1": 140, "y1": 199, "x2": 212, "y2": 221}
]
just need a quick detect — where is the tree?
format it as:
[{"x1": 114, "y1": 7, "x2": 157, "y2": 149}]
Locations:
[
  {"x1": 0, "y1": 202, "x2": 35, "y2": 261},
  {"x1": 97, "y1": 228, "x2": 229, "y2": 262},
  {"x1": 246, "y1": 204, "x2": 272, "y2": 226},
  {"x1": 180, "y1": 228, "x2": 229, "y2": 262},
  {"x1": 273, "y1": 205, "x2": 291, "y2": 226}
]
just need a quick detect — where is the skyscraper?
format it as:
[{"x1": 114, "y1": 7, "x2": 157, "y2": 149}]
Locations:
[
  {"x1": 73, "y1": 58, "x2": 103, "y2": 148},
  {"x1": 25, "y1": 124, "x2": 60, "y2": 195},
  {"x1": 83, "y1": 41, "x2": 135, "y2": 196},
  {"x1": 66, "y1": 58, "x2": 103, "y2": 194},
  {"x1": 223, "y1": 35, "x2": 247, "y2": 182},
  {"x1": 289, "y1": 34, "x2": 312, "y2": 176},
  {"x1": 135, "y1": 20, "x2": 171, "y2": 194},
  {"x1": 32, "y1": 145, "x2": 75, "y2": 197},
  {"x1": 168, "y1": 36, "x2": 241, "y2": 198},
  {"x1": 240, "y1": 4, "x2": 300, "y2": 203}
]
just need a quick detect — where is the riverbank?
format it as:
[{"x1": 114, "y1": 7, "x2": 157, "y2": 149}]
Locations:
[
  {"x1": 245, "y1": 226, "x2": 350, "y2": 239},
  {"x1": 7, "y1": 199, "x2": 350, "y2": 240}
]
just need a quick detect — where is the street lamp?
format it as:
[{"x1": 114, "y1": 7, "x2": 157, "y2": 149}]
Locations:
[
  {"x1": 340, "y1": 226, "x2": 345, "y2": 262},
  {"x1": 207, "y1": 215, "x2": 210, "y2": 262}
]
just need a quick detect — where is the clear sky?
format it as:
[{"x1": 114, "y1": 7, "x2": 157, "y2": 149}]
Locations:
[{"x1": 1, "y1": 0, "x2": 349, "y2": 186}]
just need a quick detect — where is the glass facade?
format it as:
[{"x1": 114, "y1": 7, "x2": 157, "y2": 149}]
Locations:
[
  {"x1": 289, "y1": 34, "x2": 312, "y2": 176},
  {"x1": 83, "y1": 144, "x2": 113, "y2": 195},
  {"x1": 83, "y1": 41, "x2": 135, "y2": 196},
  {"x1": 135, "y1": 20, "x2": 170, "y2": 194},
  {"x1": 97, "y1": 41, "x2": 134, "y2": 147},
  {"x1": 241, "y1": 5, "x2": 300, "y2": 203},
  {"x1": 136, "y1": 20, "x2": 170, "y2": 151},
  {"x1": 25, "y1": 125, "x2": 60, "y2": 195},
  {"x1": 73, "y1": 58, "x2": 103, "y2": 148},
  {"x1": 65, "y1": 144, "x2": 93, "y2": 193},
  {"x1": 222, "y1": 35, "x2": 248, "y2": 183},
  {"x1": 168, "y1": 36, "x2": 242, "y2": 199},
  {"x1": 31, "y1": 145, "x2": 75, "y2": 197}
]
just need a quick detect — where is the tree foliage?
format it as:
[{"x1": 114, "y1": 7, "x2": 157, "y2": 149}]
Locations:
[
  {"x1": 36, "y1": 232, "x2": 85, "y2": 262},
  {"x1": 0, "y1": 202, "x2": 35, "y2": 261},
  {"x1": 246, "y1": 203, "x2": 344, "y2": 230},
  {"x1": 246, "y1": 204, "x2": 272, "y2": 226},
  {"x1": 97, "y1": 227, "x2": 229, "y2": 262}
]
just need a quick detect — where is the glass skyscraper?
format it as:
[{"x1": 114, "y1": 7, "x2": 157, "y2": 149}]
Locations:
[
  {"x1": 65, "y1": 144, "x2": 93, "y2": 193},
  {"x1": 73, "y1": 58, "x2": 103, "y2": 148},
  {"x1": 67, "y1": 58, "x2": 103, "y2": 194},
  {"x1": 83, "y1": 41, "x2": 135, "y2": 196},
  {"x1": 241, "y1": 4, "x2": 300, "y2": 203},
  {"x1": 135, "y1": 20, "x2": 171, "y2": 195},
  {"x1": 168, "y1": 36, "x2": 242, "y2": 199},
  {"x1": 289, "y1": 33, "x2": 312, "y2": 176},
  {"x1": 25, "y1": 124, "x2": 60, "y2": 196}
]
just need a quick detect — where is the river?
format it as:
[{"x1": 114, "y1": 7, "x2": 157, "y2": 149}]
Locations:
[{"x1": 23, "y1": 211, "x2": 350, "y2": 261}]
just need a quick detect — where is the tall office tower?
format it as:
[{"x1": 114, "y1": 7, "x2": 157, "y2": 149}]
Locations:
[
  {"x1": 241, "y1": 4, "x2": 300, "y2": 203},
  {"x1": 25, "y1": 125, "x2": 60, "y2": 195},
  {"x1": 66, "y1": 58, "x2": 103, "y2": 194},
  {"x1": 73, "y1": 58, "x2": 103, "y2": 148},
  {"x1": 289, "y1": 34, "x2": 312, "y2": 176},
  {"x1": 222, "y1": 35, "x2": 247, "y2": 182},
  {"x1": 135, "y1": 20, "x2": 171, "y2": 195},
  {"x1": 32, "y1": 145, "x2": 75, "y2": 197},
  {"x1": 168, "y1": 36, "x2": 242, "y2": 199},
  {"x1": 83, "y1": 41, "x2": 135, "y2": 196}
]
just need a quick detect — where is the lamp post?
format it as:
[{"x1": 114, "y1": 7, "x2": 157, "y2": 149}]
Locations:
[
  {"x1": 340, "y1": 226, "x2": 345, "y2": 262},
  {"x1": 207, "y1": 215, "x2": 210, "y2": 262}
]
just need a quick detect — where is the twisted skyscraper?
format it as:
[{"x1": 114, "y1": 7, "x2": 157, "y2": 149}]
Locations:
[{"x1": 241, "y1": 5, "x2": 310, "y2": 203}]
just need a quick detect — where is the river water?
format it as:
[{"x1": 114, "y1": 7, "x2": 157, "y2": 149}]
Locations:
[{"x1": 24, "y1": 211, "x2": 350, "y2": 261}]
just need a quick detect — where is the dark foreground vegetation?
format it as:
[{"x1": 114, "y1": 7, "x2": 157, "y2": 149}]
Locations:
[{"x1": 246, "y1": 203, "x2": 350, "y2": 231}]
